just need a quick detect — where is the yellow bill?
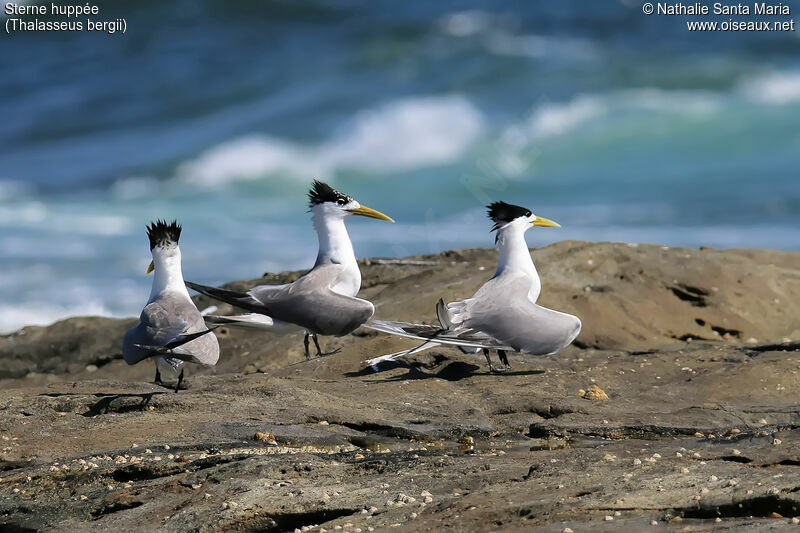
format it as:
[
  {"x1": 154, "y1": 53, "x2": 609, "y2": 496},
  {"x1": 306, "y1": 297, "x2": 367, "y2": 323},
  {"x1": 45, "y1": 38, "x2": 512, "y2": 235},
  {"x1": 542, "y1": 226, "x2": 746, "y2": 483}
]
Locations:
[
  {"x1": 346, "y1": 205, "x2": 394, "y2": 222},
  {"x1": 146, "y1": 260, "x2": 155, "y2": 274},
  {"x1": 532, "y1": 216, "x2": 561, "y2": 228}
]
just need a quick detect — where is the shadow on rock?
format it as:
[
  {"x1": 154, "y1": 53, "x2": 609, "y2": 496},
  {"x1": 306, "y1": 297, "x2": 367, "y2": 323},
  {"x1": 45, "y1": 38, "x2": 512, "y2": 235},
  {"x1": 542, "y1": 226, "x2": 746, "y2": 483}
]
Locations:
[
  {"x1": 81, "y1": 392, "x2": 164, "y2": 417},
  {"x1": 348, "y1": 360, "x2": 545, "y2": 382}
]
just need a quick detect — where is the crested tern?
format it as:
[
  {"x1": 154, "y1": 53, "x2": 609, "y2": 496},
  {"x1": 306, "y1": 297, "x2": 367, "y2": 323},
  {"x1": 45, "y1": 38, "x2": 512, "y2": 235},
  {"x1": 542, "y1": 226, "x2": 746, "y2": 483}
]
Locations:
[
  {"x1": 122, "y1": 220, "x2": 220, "y2": 391},
  {"x1": 365, "y1": 202, "x2": 581, "y2": 372},
  {"x1": 186, "y1": 180, "x2": 394, "y2": 360}
]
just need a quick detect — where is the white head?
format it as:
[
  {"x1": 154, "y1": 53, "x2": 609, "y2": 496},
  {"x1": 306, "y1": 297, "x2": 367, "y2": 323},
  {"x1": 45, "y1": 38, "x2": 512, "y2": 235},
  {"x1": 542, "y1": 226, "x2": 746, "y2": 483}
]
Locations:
[
  {"x1": 307, "y1": 180, "x2": 394, "y2": 223},
  {"x1": 487, "y1": 201, "x2": 560, "y2": 244},
  {"x1": 145, "y1": 219, "x2": 183, "y2": 275}
]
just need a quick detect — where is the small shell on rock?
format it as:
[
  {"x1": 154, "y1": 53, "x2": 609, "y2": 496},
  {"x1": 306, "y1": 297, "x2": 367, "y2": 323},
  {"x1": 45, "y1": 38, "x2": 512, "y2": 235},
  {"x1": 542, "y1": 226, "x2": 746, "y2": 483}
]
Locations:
[
  {"x1": 254, "y1": 432, "x2": 277, "y2": 445},
  {"x1": 583, "y1": 385, "x2": 609, "y2": 401}
]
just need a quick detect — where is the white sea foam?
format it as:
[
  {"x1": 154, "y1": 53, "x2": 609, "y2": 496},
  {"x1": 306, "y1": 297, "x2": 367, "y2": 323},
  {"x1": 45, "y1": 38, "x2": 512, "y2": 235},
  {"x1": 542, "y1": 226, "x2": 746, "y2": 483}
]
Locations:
[
  {"x1": 485, "y1": 32, "x2": 597, "y2": 60},
  {"x1": 0, "y1": 180, "x2": 30, "y2": 201},
  {"x1": 738, "y1": 71, "x2": 800, "y2": 105},
  {"x1": 176, "y1": 136, "x2": 322, "y2": 186},
  {"x1": 0, "y1": 301, "x2": 112, "y2": 335},
  {"x1": 439, "y1": 10, "x2": 494, "y2": 37},
  {"x1": 110, "y1": 175, "x2": 162, "y2": 200},
  {"x1": 528, "y1": 95, "x2": 606, "y2": 138},
  {"x1": 438, "y1": 10, "x2": 596, "y2": 60},
  {"x1": 176, "y1": 95, "x2": 484, "y2": 187},
  {"x1": 324, "y1": 95, "x2": 484, "y2": 172},
  {"x1": 521, "y1": 88, "x2": 725, "y2": 142}
]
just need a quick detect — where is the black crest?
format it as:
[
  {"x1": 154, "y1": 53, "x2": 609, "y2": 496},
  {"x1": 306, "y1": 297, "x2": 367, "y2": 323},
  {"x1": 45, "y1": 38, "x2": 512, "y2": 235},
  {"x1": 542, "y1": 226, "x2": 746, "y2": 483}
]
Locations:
[
  {"x1": 146, "y1": 219, "x2": 182, "y2": 249},
  {"x1": 307, "y1": 180, "x2": 352, "y2": 207},
  {"x1": 487, "y1": 201, "x2": 532, "y2": 231}
]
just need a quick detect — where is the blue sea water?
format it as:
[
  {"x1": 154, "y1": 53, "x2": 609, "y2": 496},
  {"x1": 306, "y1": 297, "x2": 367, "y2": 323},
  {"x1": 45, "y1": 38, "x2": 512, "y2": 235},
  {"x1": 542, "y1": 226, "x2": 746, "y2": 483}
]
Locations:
[{"x1": 1, "y1": 1, "x2": 799, "y2": 333}]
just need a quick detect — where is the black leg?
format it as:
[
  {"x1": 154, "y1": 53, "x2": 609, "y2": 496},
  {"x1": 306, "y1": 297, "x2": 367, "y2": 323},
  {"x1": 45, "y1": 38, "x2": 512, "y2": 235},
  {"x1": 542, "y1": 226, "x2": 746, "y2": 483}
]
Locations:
[
  {"x1": 498, "y1": 350, "x2": 511, "y2": 369},
  {"x1": 483, "y1": 349, "x2": 505, "y2": 374},
  {"x1": 154, "y1": 365, "x2": 163, "y2": 385},
  {"x1": 175, "y1": 368, "x2": 184, "y2": 393},
  {"x1": 303, "y1": 332, "x2": 311, "y2": 361},
  {"x1": 312, "y1": 334, "x2": 341, "y2": 357}
]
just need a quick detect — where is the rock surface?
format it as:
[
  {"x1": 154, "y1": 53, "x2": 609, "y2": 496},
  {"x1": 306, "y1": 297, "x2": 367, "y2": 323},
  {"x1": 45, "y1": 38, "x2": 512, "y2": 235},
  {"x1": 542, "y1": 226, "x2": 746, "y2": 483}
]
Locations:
[{"x1": 1, "y1": 241, "x2": 799, "y2": 532}]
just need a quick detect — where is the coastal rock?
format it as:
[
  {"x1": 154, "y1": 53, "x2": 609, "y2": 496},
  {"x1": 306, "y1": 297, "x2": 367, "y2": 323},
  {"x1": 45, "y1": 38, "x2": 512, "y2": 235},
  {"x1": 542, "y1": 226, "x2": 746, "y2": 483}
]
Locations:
[{"x1": 0, "y1": 241, "x2": 799, "y2": 531}]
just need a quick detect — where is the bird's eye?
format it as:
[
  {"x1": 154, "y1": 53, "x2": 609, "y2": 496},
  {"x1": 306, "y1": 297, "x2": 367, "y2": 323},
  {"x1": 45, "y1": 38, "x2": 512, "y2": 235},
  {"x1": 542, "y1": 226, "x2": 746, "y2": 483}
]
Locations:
[
  {"x1": 337, "y1": 198, "x2": 346, "y2": 206},
  {"x1": 526, "y1": 211, "x2": 532, "y2": 217}
]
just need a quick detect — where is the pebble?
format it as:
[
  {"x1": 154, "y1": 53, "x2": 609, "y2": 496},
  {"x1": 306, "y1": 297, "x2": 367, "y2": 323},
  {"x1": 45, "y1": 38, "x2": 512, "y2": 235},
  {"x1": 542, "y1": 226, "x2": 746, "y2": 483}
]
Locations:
[
  {"x1": 773, "y1": 438, "x2": 782, "y2": 446},
  {"x1": 650, "y1": 520, "x2": 658, "y2": 525},
  {"x1": 254, "y1": 432, "x2": 277, "y2": 445},
  {"x1": 583, "y1": 385, "x2": 609, "y2": 401},
  {"x1": 709, "y1": 475, "x2": 718, "y2": 482},
  {"x1": 732, "y1": 449, "x2": 741, "y2": 455},
  {"x1": 604, "y1": 515, "x2": 614, "y2": 521},
  {"x1": 633, "y1": 458, "x2": 642, "y2": 465},
  {"x1": 758, "y1": 419, "x2": 768, "y2": 424},
  {"x1": 792, "y1": 517, "x2": 799, "y2": 524},
  {"x1": 715, "y1": 517, "x2": 722, "y2": 523},
  {"x1": 563, "y1": 528, "x2": 574, "y2": 533}
]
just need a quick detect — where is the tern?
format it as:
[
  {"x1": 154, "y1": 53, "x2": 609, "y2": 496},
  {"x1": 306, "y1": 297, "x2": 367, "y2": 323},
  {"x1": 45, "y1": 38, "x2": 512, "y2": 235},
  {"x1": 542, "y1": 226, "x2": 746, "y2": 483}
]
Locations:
[
  {"x1": 186, "y1": 180, "x2": 394, "y2": 360},
  {"x1": 364, "y1": 201, "x2": 581, "y2": 373},
  {"x1": 122, "y1": 220, "x2": 220, "y2": 391}
]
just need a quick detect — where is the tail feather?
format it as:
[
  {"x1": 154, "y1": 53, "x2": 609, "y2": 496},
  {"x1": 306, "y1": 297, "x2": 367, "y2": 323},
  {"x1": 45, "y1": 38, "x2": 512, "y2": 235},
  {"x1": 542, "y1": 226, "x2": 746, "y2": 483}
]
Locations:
[
  {"x1": 364, "y1": 320, "x2": 514, "y2": 351},
  {"x1": 165, "y1": 327, "x2": 218, "y2": 350},
  {"x1": 204, "y1": 313, "x2": 275, "y2": 330},
  {"x1": 133, "y1": 328, "x2": 217, "y2": 361},
  {"x1": 364, "y1": 340, "x2": 441, "y2": 366},
  {"x1": 435, "y1": 298, "x2": 452, "y2": 329},
  {"x1": 186, "y1": 281, "x2": 252, "y2": 308}
]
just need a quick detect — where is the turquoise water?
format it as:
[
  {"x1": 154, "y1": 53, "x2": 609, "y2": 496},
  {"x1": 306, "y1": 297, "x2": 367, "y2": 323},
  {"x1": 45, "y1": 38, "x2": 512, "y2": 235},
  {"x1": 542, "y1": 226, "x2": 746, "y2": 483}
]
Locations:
[{"x1": 1, "y1": 2, "x2": 799, "y2": 332}]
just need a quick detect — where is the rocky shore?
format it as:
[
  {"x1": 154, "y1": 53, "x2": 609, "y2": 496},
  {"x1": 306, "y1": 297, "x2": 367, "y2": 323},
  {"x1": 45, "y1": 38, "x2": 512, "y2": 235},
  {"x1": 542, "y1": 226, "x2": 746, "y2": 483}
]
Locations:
[{"x1": 1, "y1": 241, "x2": 799, "y2": 532}]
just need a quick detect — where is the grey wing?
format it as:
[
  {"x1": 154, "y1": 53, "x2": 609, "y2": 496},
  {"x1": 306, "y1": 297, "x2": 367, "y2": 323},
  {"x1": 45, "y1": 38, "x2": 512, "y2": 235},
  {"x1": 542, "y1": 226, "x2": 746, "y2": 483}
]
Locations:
[
  {"x1": 459, "y1": 276, "x2": 582, "y2": 355},
  {"x1": 248, "y1": 264, "x2": 374, "y2": 336}
]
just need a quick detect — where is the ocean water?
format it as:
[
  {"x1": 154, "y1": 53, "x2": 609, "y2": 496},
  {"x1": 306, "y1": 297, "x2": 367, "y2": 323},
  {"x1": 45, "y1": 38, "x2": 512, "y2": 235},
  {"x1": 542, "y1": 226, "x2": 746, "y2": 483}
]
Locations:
[{"x1": 1, "y1": 1, "x2": 799, "y2": 333}]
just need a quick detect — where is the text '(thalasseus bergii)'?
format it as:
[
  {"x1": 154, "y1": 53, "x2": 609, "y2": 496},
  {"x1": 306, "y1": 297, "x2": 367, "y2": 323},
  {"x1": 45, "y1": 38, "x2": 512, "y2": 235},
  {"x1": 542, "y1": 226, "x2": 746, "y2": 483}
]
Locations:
[
  {"x1": 365, "y1": 201, "x2": 581, "y2": 373},
  {"x1": 122, "y1": 220, "x2": 220, "y2": 391},
  {"x1": 186, "y1": 180, "x2": 394, "y2": 360}
]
